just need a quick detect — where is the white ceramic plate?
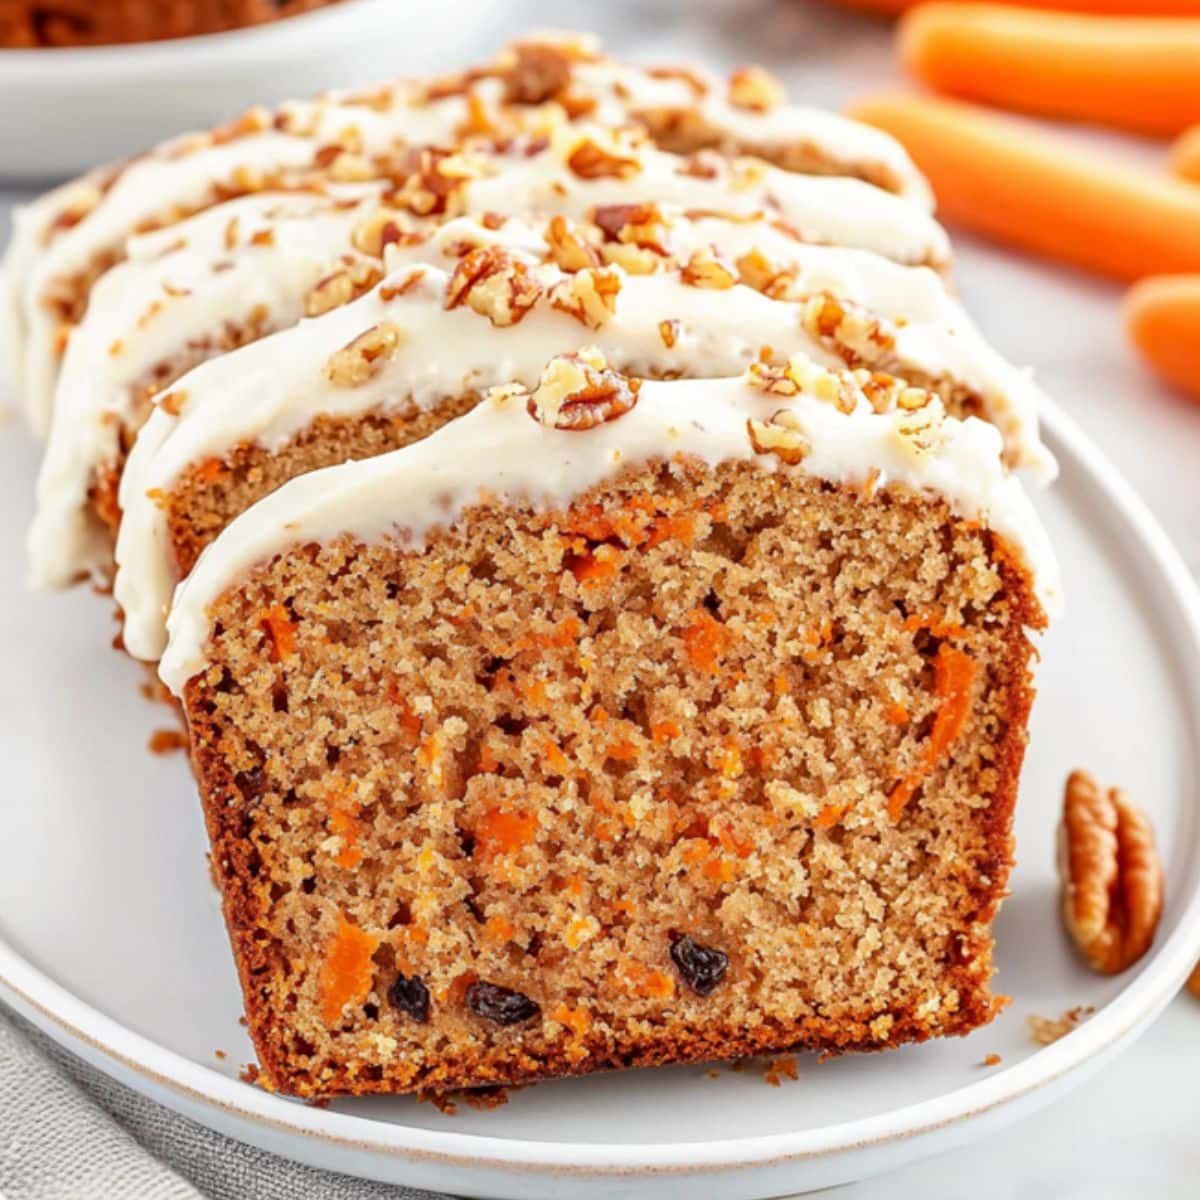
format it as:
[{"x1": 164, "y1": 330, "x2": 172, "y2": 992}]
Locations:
[
  {"x1": 1, "y1": 399, "x2": 1198, "y2": 1199},
  {"x1": 0, "y1": 0, "x2": 497, "y2": 181}
]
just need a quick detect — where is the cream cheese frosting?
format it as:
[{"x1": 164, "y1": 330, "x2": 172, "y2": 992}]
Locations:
[
  {"x1": 4, "y1": 34, "x2": 931, "y2": 437},
  {"x1": 113, "y1": 256, "x2": 845, "y2": 661},
  {"x1": 27, "y1": 188, "x2": 383, "y2": 589},
  {"x1": 157, "y1": 353, "x2": 1060, "y2": 696}
]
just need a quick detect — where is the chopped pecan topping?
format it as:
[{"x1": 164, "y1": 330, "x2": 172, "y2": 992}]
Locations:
[
  {"x1": 728, "y1": 65, "x2": 785, "y2": 113},
  {"x1": 549, "y1": 267, "x2": 621, "y2": 329},
  {"x1": 350, "y1": 208, "x2": 411, "y2": 258},
  {"x1": 680, "y1": 247, "x2": 738, "y2": 290},
  {"x1": 503, "y1": 40, "x2": 573, "y2": 104},
  {"x1": 747, "y1": 410, "x2": 811, "y2": 465},
  {"x1": 445, "y1": 246, "x2": 542, "y2": 326},
  {"x1": 305, "y1": 259, "x2": 384, "y2": 318},
  {"x1": 566, "y1": 136, "x2": 641, "y2": 180},
  {"x1": 658, "y1": 319, "x2": 680, "y2": 349},
  {"x1": 396, "y1": 147, "x2": 483, "y2": 217},
  {"x1": 736, "y1": 249, "x2": 794, "y2": 300},
  {"x1": 1058, "y1": 770, "x2": 1164, "y2": 975},
  {"x1": 646, "y1": 64, "x2": 710, "y2": 96},
  {"x1": 325, "y1": 322, "x2": 405, "y2": 387},
  {"x1": 677, "y1": 151, "x2": 722, "y2": 181},
  {"x1": 526, "y1": 349, "x2": 640, "y2": 430},
  {"x1": 544, "y1": 215, "x2": 602, "y2": 272},
  {"x1": 803, "y1": 294, "x2": 896, "y2": 364}
]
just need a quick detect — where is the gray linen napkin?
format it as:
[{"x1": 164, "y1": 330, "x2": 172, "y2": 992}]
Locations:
[{"x1": 0, "y1": 1006, "x2": 451, "y2": 1200}]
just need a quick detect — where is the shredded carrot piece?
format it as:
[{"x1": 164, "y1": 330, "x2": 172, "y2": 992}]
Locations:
[
  {"x1": 650, "y1": 719, "x2": 681, "y2": 744},
  {"x1": 605, "y1": 736, "x2": 640, "y2": 761},
  {"x1": 195, "y1": 456, "x2": 224, "y2": 484},
  {"x1": 483, "y1": 914, "x2": 515, "y2": 943},
  {"x1": 682, "y1": 609, "x2": 730, "y2": 673},
  {"x1": 773, "y1": 672, "x2": 791, "y2": 696},
  {"x1": 258, "y1": 604, "x2": 296, "y2": 661},
  {"x1": 710, "y1": 815, "x2": 753, "y2": 857},
  {"x1": 816, "y1": 802, "x2": 848, "y2": 830},
  {"x1": 474, "y1": 806, "x2": 538, "y2": 862},
  {"x1": 885, "y1": 702, "x2": 911, "y2": 726},
  {"x1": 318, "y1": 917, "x2": 379, "y2": 1025},
  {"x1": 887, "y1": 644, "x2": 977, "y2": 820},
  {"x1": 385, "y1": 678, "x2": 423, "y2": 742},
  {"x1": 701, "y1": 856, "x2": 738, "y2": 883},
  {"x1": 619, "y1": 960, "x2": 676, "y2": 999},
  {"x1": 328, "y1": 804, "x2": 363, "y2": 870},
  {"x1": 903, "y1": 611, "x2": 968, "y2": 639},
  {"x1": 551, "y1": 1004, "x2": 593, "y2": 1037},
  {"x1": 540, "y1": 735, "x2": 571, "y2": 775},
  {"x1": 679, "y1": 837, "x2": 711, "y2": 865},
  {"x1": 569, "y1": 545, "x2": 622, "y2": 586}
]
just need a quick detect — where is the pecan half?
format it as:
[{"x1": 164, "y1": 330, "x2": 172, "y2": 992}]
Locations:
[
  {"x1": 526, "y1": 350, "x2": 640, "y2": 430},
  {"x1": 1057, "y1": 770, "x2": 1164, "y2": 975},
  {"x1": 445, "y1": 245, "x2": 542, "y2": 326}
]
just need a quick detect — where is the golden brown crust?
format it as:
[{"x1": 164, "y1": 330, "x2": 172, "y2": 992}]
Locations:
[
  {"x1": 0, "y1": 0, "x2": 345, "y2": 47},
  {"x1": 183, "y1": 462, "x2": 1040, "y2": 1098}
]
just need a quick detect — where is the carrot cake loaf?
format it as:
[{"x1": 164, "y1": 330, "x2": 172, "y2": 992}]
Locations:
[
  {"x1": 156, "y1": 352, "x2": 1058, "y2": 1096},
  {"x1": 28, "y1": 138, "x2": 1037, "y2": 594},
  {"x1": 0, "y1": 0, "x2": 345, "y2": 47},
  {"x1": 3, "y1": 33, "x2": 928, "y2": 437},
  {"x1": 111, "y1": 216, "x2": 1051, "y2": 663}
]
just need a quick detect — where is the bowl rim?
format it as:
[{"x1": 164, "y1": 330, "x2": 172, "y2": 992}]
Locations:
[{"x1": 1, "y1": 397, "x2": 1199, "y2": 1178}]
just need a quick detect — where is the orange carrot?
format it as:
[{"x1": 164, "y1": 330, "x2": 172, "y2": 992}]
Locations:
[
  {"x1": 847, "y1": 92, "x2": 1200, "y2": 281},
  {"x1": 1171, "y1": 125, "x2": 1200, "y2": 181},
  {"x1": 900, "y1": 6, "x2": 1200, "y2": 137},
  {"x1": 828, "y1": 0, "x2": 1200, "y2": 15},
  {"x1": 1123, "y1": 275, "x2": 1200, "y2": 401}
]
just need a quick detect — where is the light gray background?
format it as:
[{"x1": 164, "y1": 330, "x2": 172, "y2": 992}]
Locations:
[{"x1": 2, "y1": 0, "x2": 1199, "y2": 1195}]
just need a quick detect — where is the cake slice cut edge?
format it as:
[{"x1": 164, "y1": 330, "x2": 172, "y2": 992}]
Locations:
[{"x1": 161, "y1": 356, "x2": 1056, "y2": 1097}]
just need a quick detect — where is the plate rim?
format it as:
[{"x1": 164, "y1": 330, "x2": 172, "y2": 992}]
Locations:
[{"x1": 3, "y1": 397, "x2": 1200, "y2": 1178}]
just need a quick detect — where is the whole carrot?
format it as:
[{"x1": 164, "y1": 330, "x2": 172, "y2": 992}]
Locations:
[
  {"x1": 846, "y1": 92, "x2": 1200, "y2": 281},
  {"x1": 900, "y1": 5, "x2": 1200, "y2": 137},
  {"x1": 1171, "y1": 126, "x2": 1200, "y2": 182},
  {"x1": 828, "y1": 0, "x2": 1200, "y2": 15},
  {"x1": 1124, "y1": 275, "x2": 1200, "y2": 402}
]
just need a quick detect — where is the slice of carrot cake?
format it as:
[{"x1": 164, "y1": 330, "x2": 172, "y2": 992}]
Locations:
[
  {"x1": 3, "y1": 33, "x2": 928, "y2": 436},
  {"x1": 112, "y1": 221, "x2": 1050, "y2": 663},
  {"x1": 156, "y1": 352, "x2": 1058, "y2": 1097}
]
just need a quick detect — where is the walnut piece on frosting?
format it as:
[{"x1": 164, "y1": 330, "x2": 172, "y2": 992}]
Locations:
[
  {"x1": 445, "y1": 245, "x2": 542, "y2": 327},
  {"x1": 748, "y1": 356, "x2": 858, "y2": 414},
  {"x1": 565, "y1": 133, "x2": 642, "y2": 180},
  {"x1": 351, "y1": 208, "x2": 413, "y2": 258},
  {"x1": 747, "y1": 410, "x2": 811, "y2": 465},
  {"x1": 681, "y1": 247, "x2": 738, "y2": 290},
  {"x1": 727, "y1": 65, "x2": 785, "y2": 113},
  {"x1": 397, "y1": 147, "x2": 488, "y2": 217},
  {"x1": 305, "y1": 259, "x2": 384, "y2": 318},
  {"x1": 544, "y1": 216, "x2": 602, "y2": 272},
  {"x1": 549, "y1": 267, "x2": 622, "y2": 329},
  {"x1": 523, "y1": 348, "x2": 641, "y2": 430},
  {"x1": 325, "y1": 322, "x2": 405, "y2": 388}
]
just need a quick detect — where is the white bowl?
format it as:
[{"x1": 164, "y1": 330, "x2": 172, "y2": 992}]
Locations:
[{"x1": 0, "y1": 0, "x2": 496, "y2": 182}]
